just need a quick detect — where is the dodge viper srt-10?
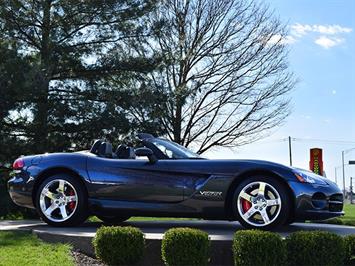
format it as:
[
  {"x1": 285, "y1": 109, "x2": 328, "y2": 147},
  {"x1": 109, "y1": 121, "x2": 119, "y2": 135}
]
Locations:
[{"x1": 7, "y1": 133, "x2": 344, "y2": 229}]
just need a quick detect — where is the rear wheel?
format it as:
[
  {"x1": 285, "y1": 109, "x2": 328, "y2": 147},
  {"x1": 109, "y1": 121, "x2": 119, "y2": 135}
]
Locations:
[
  {"x1": 233, "y1": 175, "x2": 290, "y2": 230},
  {"x1": 35, "y1": 174, "x2": 88, "y2": 227},
  {"x1": 96, "y1": 215, "x2": 130, "y2": 225}
]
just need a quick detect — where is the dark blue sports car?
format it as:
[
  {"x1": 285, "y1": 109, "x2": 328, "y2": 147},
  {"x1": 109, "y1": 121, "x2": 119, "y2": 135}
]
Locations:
[{"x1": 8, "y1": 133, "x2": 343, "y2": 229}]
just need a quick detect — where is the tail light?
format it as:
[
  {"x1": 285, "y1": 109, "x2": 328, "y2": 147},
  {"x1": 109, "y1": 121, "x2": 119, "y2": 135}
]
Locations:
[{"x1": 13, "y1": 158, "x2": 25, "y2": 170}]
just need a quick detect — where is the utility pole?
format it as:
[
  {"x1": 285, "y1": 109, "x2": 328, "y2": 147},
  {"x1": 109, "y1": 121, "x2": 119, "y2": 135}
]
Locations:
[
  {"x1": 288, "y1": 136, "x2": 292, "y2": 166},
  {"x1": 351, "y1": 177, "x2": 353, "y2": 204},
  {"x1": 341, "y1": 148, "x2": 355, "y2": 198},
  {"x1": 342, "y1": 150, "x2": 346, "y2": 197}
]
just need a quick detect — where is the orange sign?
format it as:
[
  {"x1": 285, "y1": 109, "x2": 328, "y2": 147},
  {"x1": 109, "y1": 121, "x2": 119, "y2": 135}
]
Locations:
[{"x1": 309, "y1": 148, "x2": 324, "y2": 176}]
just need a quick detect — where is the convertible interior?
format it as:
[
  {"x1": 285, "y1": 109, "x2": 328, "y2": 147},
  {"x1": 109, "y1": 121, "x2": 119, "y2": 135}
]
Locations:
[
  {"x1": 90, "y1": 139, "x2": 136, "y2": 159},
  {"x1": 88, "y1": 133, "x2": 202, "y2": 160}
]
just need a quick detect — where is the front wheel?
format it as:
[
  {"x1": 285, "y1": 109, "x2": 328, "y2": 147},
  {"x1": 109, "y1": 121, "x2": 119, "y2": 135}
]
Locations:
[
  {"x1": 35, "y1": 174, "x2": 88, "y2": 227},
  {"x1": 233, "y1": 176, "x2": 290, "y2": 230}
]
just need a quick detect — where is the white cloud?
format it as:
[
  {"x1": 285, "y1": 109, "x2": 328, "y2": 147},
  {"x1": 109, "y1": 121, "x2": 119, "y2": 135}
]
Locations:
[
  {"x1": 284, "y1": 35, "x2": 297, "y2": 44},
  {"x1": 314, "y1": 36, "x2": 344, "y2": 49},
  {"x1": 289, "y1": 23, "x2": 352, "y2": 49},
  {"x1": 332, "y1": 90, "x2": 337, "y2": 95},
  {"x1": 267, "y1": 34, "x2": 297, "y2": 45},
  {"x1": 313, "y1": 25, "x2": 352, "y2": 34},
  {"x1": 291, "y1": 24, "x2": 313, "y2": 36},
  {"x1": 291, "y1": 23, "x2": 352, "y2": 36}
]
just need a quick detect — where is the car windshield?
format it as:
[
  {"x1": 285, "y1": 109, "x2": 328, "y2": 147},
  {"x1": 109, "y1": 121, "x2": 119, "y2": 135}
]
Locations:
[{"x1": 149, "y1": 138, "x2": 201, "y2": 159}]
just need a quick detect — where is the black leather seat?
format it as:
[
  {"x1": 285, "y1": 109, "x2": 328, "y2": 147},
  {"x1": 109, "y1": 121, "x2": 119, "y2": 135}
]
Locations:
[
  {"x1": 98, "y1": 142, "x2": 114, "y2": 158},
  {"x1": 90, "y1": 139, "x2": 103, "y2": 154},
  {"x1": 116, "y1": 145, "x2": 136, "y2": 159}
]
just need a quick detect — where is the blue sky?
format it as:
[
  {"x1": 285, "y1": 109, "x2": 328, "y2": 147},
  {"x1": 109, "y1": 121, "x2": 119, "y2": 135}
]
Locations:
[{"x1": 206, "y1": 0, "x2": 355, "y2": 190}]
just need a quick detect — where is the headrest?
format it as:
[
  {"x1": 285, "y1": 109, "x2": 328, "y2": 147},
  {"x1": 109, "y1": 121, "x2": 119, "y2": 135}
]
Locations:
[
  {"x1": 116, "y1": 144, "x2": 128, "y2": 159},
  {"x1": 98, "y1": 142, "x2": 113, "y2": 158},
  {"x1": 90, "y1": 139, "x2": 103, "y2": 154},
  {"x1": 116, "y1": 145, "x2": 136, "y2": 159}
]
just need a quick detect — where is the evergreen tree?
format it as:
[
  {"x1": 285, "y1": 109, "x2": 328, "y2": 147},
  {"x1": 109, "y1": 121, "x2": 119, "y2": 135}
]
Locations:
[{"x1": 0, "y1": 0, "x2": 159, "y2": 155}]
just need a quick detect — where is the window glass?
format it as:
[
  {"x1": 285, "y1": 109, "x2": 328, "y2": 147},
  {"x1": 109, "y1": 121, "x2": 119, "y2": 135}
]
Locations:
[{"x1": 150, "y1": 138, "x2": 200, "y2": 159}]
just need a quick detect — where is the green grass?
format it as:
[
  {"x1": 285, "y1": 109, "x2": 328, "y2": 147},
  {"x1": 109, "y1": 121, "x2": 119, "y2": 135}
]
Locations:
[
  {"x1": 129, "y1": 216, "x2": 195, "y2": 221},
  {"x1": 92, "y1": 204, "x2": 355, "y2": 225},
  {"x1": 0, "y1": 231, "x2": 74, "y2": 266},
  {"x1": 339, "y1": 204, "x2": 355, "y2": 226},
  {"x1": 316, "y1": 204, "x2": 355, "y2": 226},
  {"x1": 4, "y1": 204, "x2": 355, "y2": 226},
  {"x1": 343, "y1": 204, "x2": 355, "y2": 221}
]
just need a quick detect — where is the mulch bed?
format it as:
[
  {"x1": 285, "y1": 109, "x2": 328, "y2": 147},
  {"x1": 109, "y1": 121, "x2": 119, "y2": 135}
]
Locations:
[{"x1": 71, "y1": 250, "x2": 105, "y2": 266}]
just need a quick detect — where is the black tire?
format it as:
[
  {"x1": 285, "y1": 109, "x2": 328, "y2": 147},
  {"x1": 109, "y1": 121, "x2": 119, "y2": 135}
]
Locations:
[
  {"x1": 35, "y1": 174, "x2": 88, "y2": 227},
  {"x1": 96, "y1": 215, "x2": 130, "y2": 225},
  {"x1": 232, "y1": 175, "x2": 291, "y2": 230}
]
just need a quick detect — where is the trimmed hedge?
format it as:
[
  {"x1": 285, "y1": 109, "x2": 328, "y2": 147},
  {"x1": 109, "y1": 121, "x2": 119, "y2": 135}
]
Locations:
[
  {"x1": 345, "y1": 234, "x2": 355, "y2": 265},
  {"x1": 91, "y1": 225, "x2": 352, "y2": 266},
  {"x1": 233, "y1": 230, "x2": 285, "y2": 266},
  {"x1": 286, "y1": 231, "x2": 345, "y2": 266},
  {"x1": 162, "y1": 227, "x2": 210, "y2": 266},
  {"x1": 93, "y1": 226, "x2": 144, "y2": 265}
]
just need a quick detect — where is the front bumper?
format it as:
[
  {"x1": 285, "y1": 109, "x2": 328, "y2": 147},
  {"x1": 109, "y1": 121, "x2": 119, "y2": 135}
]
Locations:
[
  {"x1": 289, "y1": 180, "x2": 344, "y2": 221},
  {"x1": 7, "y1": 171, "x2": 35, "y2": 209}
]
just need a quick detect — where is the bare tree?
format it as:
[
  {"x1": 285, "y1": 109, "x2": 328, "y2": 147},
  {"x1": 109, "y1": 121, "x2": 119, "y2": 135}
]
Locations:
[{"x1": 135, "y1": 0, "x2": 295, "y2": 154}]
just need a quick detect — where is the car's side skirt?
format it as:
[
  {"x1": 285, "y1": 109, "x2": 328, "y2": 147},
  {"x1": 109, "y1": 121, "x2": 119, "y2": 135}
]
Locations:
[{"x1": 88, "y1": 198, "x2": 227, "y2": 219}]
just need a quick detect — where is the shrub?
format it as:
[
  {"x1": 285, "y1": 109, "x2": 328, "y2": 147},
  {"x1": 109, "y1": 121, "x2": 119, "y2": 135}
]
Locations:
[
  {"x1": 161, "y1": 227, "x2": 210, "y2": 266},
  {"x1": 233, "y1": 230, "x2": 285, "y2": 266},
  {"x1": 286, "y1": 231, "x2": 345, "y2": 266},
  {"x1": 93, "y1": 226, "x2": 144, "y2": 265},
  {"x1": 345, "y1": 234, "x2": 355, "y2": 265}
]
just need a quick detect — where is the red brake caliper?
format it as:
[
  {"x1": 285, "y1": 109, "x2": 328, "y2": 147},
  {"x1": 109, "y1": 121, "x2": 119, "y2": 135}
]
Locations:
[
  {"x1": 241, "y1": 199, "x2": 252, "y2": 212},
  {"x1": 69, "y1": 190, "x2": 76, "y2": 211}
]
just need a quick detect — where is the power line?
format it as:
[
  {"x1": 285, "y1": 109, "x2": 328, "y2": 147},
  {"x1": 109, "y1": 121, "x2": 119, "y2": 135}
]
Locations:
[
  {"x1": 282, "y1": 137, "x2": 355, "y2": 145},
  {"x1": 255, "y1": 137, "x2": 355, "y2": 145}
]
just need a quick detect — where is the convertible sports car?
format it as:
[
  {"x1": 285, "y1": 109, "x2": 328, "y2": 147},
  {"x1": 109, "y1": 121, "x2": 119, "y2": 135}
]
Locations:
[{"x1": 8, "y1": 133, "x2": 343, "y2": 229}]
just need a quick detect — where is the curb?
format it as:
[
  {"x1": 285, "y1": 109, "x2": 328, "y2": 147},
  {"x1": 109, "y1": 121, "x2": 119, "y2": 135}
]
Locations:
[{"x1": 33, "y1": 230, "x2": 234, "y2": 265}]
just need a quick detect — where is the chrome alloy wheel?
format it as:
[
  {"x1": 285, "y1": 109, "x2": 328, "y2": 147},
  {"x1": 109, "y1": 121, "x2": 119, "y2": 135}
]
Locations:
[
  {"x1": 237, "y1": 181, "x2": 281, "y2": 227},
  {"x1": 39, "y1": 179, "x2": 78, "y2": 222}
]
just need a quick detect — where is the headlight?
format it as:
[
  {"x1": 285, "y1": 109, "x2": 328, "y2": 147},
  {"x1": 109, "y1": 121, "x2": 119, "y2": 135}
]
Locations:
[{"x1": 293, "y1": 169, "x2": 328, "y2": 186}]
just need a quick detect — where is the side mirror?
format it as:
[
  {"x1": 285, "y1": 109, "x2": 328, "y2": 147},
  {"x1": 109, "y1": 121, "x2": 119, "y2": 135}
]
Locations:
[{"x1": 135, "y1": 148, "x2": 158, "y2": 164}]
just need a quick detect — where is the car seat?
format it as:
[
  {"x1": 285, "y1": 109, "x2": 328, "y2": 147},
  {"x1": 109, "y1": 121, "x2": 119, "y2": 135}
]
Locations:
[
  {"x1": 90, "y1": 139, "x2": 103, "y2": 154},
  {"x1": 98, "y1": 142, "x2": 114, "y2": 158},
  {"x1": 116, "y1": 144, "x2": 136, "y2": 159}
]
